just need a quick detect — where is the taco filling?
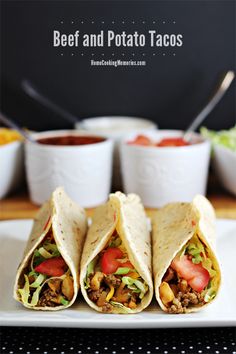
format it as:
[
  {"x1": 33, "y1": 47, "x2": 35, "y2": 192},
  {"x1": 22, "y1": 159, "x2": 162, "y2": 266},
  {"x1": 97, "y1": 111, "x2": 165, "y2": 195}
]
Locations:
[
  {"x1": 159, "y1": 234, "x2": 218, "y2": 314},
  {"x1": 84, "y1": 231, "x2": 149, "y2": 313},
  {"x1": 18, "y1": 227, "x2": 74, "y2": 308}
]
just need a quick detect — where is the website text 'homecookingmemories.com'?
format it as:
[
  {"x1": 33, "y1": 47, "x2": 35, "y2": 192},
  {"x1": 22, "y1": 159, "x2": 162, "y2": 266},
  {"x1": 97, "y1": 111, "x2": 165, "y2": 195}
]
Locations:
[{"x1": 90, "y1": 59, "x2": 146, "y2": 67}]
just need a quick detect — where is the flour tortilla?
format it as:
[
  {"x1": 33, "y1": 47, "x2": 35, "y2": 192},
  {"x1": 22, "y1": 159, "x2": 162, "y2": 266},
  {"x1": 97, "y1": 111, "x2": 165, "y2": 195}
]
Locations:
[
  {"x1": 80, "y1": 192, "x2": 153, "y2": 313},
  {"x1": 152, "y1": 195, "x2": 221, "y2": 313},
  {"x1": 13, "y1": 187, "x2": 87, "y2": 310}
]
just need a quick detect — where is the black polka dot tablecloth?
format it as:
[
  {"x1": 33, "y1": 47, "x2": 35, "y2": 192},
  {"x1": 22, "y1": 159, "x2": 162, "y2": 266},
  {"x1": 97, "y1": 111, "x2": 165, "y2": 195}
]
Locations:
[{"x1": 0, "y1": 327, "x2": 235, "y2": 354}]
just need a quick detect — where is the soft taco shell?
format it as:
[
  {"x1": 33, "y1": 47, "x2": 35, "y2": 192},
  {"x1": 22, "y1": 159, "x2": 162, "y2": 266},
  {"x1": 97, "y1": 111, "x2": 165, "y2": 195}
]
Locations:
[
  {"x1": 80, "y1": 191, "x2": 153, "y2": 313},
  {"x1": 152, "y1": 195, "x2": 221, "y2": 313},
  {"x1": 13, "y1": 187, "x2": 87, "y2": 310}
]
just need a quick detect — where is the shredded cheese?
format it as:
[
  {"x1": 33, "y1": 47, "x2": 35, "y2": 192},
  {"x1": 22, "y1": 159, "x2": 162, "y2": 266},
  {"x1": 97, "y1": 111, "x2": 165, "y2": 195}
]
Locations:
[
  {"x1": 0, "y1": 128, "x2": 22, "y2": 145},
  {"x1": 128, "y1": 272, "x2": 140, "y2": 279},
  {"x1": 106, "y1": 285, "x2": 115, "y2": 301}
]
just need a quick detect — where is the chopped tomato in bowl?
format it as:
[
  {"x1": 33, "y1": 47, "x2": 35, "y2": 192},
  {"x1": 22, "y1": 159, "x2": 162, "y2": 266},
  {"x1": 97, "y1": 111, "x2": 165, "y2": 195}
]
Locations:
[
  {"x1": 156, "y1": 138, "x2": 189, "y2": 147},
  {"x1": 127, "y1": 135, "x2": 152, "y2": 146},
  {"x1": 127, "y1": 135, "x2": 191, "y2": 147}
]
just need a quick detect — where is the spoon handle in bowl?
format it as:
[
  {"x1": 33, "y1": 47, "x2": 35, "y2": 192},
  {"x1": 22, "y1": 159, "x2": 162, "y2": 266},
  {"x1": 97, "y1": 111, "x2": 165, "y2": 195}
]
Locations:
[
  {"x1": 22, "y1": 80, "x2": 79, "y2": 125},
  {"x1": 184, "y1": 70, "x2": 235, "y2": 141},
  {"x1": 0, "y1": 111, "x2": 35, "y2": 143}
]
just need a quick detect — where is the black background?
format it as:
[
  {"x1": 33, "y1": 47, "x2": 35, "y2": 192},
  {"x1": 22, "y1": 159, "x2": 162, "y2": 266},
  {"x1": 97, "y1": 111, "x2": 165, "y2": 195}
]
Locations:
[{"x1": 1, "y1": 0, "x2": 235, "y2": 131}]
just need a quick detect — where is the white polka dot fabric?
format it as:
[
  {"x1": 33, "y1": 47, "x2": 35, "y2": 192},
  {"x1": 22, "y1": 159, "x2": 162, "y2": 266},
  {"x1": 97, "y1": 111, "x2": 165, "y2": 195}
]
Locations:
[{"x1": 1, "y1": 327, "x2": 235, "y2": 354}]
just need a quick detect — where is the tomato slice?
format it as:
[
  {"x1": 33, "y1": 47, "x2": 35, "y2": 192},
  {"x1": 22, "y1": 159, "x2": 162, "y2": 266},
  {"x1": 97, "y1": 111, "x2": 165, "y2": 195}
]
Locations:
[
  {"x1": 157, "y1": 138, "x2": 189, "y2": 147},
  {"x1": 127, "y1": 135, "x2": 152, "y2": 146},
  {"x1": 35, "y1": 257, "x2": 67, "y2": 277},
  {"x1": 171, "y1": 255, "x2": 210, "y2": 292},
  {"x1": 101, "y1": 248, "x2": 124, "y2": 274},
  {"x1": 120, "y1": 261, "x2": 134, "y2": 269}
]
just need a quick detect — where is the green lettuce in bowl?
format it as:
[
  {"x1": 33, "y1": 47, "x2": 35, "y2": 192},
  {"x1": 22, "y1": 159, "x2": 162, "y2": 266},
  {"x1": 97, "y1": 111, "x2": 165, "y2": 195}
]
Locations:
[
  {"x1": 201, "y1": 126, "x2": 236, "y2": 152},
  {"x1": 201, "y1": 126, "x2": 236, "y2": 196}
]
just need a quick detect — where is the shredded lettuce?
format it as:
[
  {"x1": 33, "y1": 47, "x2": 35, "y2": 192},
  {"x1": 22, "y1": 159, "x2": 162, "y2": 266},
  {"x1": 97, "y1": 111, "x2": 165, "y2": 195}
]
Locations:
[
  {"x1": 122, "y1": 276, "x2": 148, "y2": 299},
  {"x1": 186, "y1": 235, "x2": 217, "y2": 279},
  {"x1": 203, "y1": 288, "x2": 216, "y2": 303},
  {"x1": 38, "y1": 242, "x2": 60, "y2": 258},
  {"x1": 28, "y1": 270, "x2": 39, "y2": 277},
  {"x1": 30, "y1": 274, "x2": 46, "y2": 288},
  {"x1": 18, "y1": 275, "x2": 43, "y2": 307},
  {"x1": 32, "y1": 250, "x2": 45, "y2": 268},
  {"x1": 109, "y1": 237, "x2": 122, "y2": 248},
  {"x1": 30, "y1": 285, "x2": 43, "y2": 306},
  {"x1": 34, "y1": 250, "x2": 41, "y2": 257},
  {"x1": 201, "y1": 258, "x2": 217, "y2": 278},
  {"x1": 60, "y1": 297, "x2": 69, "y2": 306},
  {"x1": 30, "y1": 240, "x2": 61, "y2": 273},
  {"x1": 87, "y1": 258, "x2": 96, "y2": 276},
  {"x1": 84, "y1": 257, "x2": 97, "y2": 289},
  {"x1": 114, "y1": 267, "x2": 132, "y2": 275},
  {"x1": 201, "y1": 126, "x2": 236, "y2": 152},
  {"x1": 44, "y1": 242, "x2": 60, "y2": 257},
  {"x1": 110, "y1": 301, "x2": 133, "y2": 313},
  {"x1": 18, "y1": 275, "x2": 30, "y2": 304},
  {"x1": 187, "y1": 240, "x2": 205, "y2": 264},
  {"x1": 38, "y1": 247, "x2": 53, "y2": 259}
]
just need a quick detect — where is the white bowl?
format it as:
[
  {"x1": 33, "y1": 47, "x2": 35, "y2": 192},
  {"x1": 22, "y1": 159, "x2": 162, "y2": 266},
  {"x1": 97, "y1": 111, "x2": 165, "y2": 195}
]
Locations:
[
  {"x1": 75, "y1": 116, "x2": 157, "y2": 136},
  {"x1": 120, "y1": 130, "x2": 211, "y2": 208},
  {"x1": 75, "y1": 116, "x2": 157, "y2": 189},
  {"x1": 25, "y1": 130, "x2": 114, "y2": 207},
  {"x1": 213, "y1": 145, "x2": 236, "y2": 196},
  {"x1": 0, "y1": 141, "x2": 24, "y2": 199}
]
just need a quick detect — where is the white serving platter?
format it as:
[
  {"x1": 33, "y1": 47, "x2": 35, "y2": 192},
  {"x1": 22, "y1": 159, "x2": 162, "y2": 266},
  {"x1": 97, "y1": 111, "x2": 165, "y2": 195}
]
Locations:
[{"x1": 0, "y1": 219, "x2": 235, "y2": 328}]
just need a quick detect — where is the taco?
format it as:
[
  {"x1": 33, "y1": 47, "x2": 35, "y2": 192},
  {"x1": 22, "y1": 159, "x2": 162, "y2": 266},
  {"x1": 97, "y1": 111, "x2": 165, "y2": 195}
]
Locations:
[
  {"x1": 152, "y1": 195, "x2": 221, "y2": 314},
  {"x1": 13, "y1": 187, "x2": 87, "y2": 310},
  {"x1": 80, "y1": 192, "x2": 153, "y2": 313}
]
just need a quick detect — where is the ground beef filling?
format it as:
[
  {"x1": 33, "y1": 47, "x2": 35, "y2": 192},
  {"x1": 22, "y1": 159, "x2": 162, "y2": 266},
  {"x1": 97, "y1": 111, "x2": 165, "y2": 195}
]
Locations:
[
  {"x1": 24, "y1": 274, "x2": 74, "y2": 307},
  {"x1": 161, "y1": 267, "x2": 205, "y2": 314},
  {"x1": 87, "y1": 272, "x2": 140, "y2": 312}
]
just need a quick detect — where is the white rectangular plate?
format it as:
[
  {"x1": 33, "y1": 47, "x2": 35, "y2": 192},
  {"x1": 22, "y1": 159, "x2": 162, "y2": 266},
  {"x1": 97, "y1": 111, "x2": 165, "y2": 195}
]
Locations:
[{"x1": 0, "y1": 219, "x2": 235, "y2": 328}]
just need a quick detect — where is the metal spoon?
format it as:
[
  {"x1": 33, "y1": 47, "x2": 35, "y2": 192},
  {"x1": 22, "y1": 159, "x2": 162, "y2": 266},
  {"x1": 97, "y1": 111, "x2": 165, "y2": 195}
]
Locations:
[
  {"x1": 183, "y1": 70, "x2": 235, "y2": 142},
  {"x1": 0, "y1": 111, "x2": 36, "y2": 143},
  {"x1": 22, "y1": 80, "x2": 79, "y2": 125}
]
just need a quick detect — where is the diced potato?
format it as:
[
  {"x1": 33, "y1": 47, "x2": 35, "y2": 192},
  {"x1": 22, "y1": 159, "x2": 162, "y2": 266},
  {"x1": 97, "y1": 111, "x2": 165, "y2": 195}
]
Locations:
[
  {"x1": 91, "y1": 272, "x2": 104, "y2": 291},
  {"x1": 61, "y1": 275, "x2": 74, "y2": 300},
  {"x1": 129, "y1": 300, "x2": 137, "y2": 309},
  {"x1": 48, "y1": 279, "x2": 61, "y2": 293},
  {"x1": 114, "y1": 283, "x2": 130, "y2": 303},
  {"x1": 160, "y1": 281, "x2": 175, "y2": 306},
  {"x1": 179, "y1": 279, "x2": 188, "y2": 293}
]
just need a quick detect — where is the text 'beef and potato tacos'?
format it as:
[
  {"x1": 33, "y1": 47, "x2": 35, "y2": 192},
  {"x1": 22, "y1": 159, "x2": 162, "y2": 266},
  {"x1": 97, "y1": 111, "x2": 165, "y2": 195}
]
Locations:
[
  {"x1": 152, "y1": 195, "x2": 221, "y2": 314},
  {"x1": 13, "y1": 187, "x2": 87, "y2": 310},
  {"x1": 80, "y1": 192, "x2": 153, "y2": 313}
]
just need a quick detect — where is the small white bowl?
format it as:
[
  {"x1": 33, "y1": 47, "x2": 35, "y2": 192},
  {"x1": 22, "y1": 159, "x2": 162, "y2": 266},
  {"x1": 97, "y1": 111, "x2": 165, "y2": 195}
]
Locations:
[
  {"x1": 120, "y1": 130, "x2": 211, "y2": 208},
  {"x1": 75, "y1": 116, "x2": 157, "y2": 189},
  {"x1": 0, "y1": 141, "x2": 24, "y2": 199},
  {"x1": 25, "y1": 130, "x2": 114, "y2": 207},
  {"x1": 75, "y1": 116, "x2": 157, "y2": 136},
  {"x1": 213, "y1": 145, "x2": 236, "y2": 196}
]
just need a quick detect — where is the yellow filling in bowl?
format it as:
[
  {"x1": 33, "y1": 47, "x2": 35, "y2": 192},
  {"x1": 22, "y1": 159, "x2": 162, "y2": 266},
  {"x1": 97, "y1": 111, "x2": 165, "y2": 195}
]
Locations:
[{"x1": 0, "y1": 128, "x2": 22, "y2": 145}]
